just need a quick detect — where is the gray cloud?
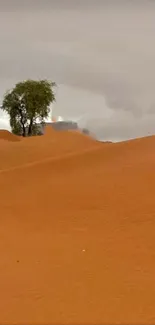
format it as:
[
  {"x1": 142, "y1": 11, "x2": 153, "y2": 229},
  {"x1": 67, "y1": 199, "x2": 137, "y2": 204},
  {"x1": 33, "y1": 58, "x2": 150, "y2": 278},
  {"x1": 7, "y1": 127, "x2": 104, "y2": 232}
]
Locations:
[{"x1": 0, "y1": 0, "x2": 155, "y2": 140}]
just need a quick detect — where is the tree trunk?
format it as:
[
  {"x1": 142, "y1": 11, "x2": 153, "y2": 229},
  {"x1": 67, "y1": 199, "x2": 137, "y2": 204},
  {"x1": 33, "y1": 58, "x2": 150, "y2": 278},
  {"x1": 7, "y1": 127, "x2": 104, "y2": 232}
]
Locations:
[
  {"x1": 19, "y1": 109, "x2": 26, "y2": 137},
  {"x1": 28, "y1": 118, "x2": 33, "y2": 136},
  {"x1": 21, "y1": 119, "x2": 26, "y2": 137}
]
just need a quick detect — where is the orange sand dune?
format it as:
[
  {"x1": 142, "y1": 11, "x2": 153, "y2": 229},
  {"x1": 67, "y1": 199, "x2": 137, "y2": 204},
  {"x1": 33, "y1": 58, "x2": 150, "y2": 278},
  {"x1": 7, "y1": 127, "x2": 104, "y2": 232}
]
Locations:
[
  {"x1": 0, "y1": 129, "x2": 20, "y2": 142},
  {"x1": 1, "y1": 129, "x2": 155, "y2": 324},
  {"x1": 0, "y1": 126, "x2": 102, "y2": 170}
]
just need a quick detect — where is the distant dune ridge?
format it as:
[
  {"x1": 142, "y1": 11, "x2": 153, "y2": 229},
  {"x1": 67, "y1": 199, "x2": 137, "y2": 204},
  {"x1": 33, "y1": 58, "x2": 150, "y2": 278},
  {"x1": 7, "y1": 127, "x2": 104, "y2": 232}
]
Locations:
[
  {"x1": 0, "y1": 126, "x2": 101, "y2": 171},
  {"x1": 0, "y1": 129, "x2": 20, "y2": 142},
  {"x1": 1, "y1": 127, "x2": 155, "y2": 324}
]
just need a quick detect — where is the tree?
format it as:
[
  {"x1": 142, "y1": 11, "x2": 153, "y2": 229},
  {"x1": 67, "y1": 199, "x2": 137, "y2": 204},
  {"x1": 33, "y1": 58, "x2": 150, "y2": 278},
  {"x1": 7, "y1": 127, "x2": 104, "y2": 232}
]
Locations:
[{"x1": 1, "y1": 79, "x2": 56, "y2": 137}]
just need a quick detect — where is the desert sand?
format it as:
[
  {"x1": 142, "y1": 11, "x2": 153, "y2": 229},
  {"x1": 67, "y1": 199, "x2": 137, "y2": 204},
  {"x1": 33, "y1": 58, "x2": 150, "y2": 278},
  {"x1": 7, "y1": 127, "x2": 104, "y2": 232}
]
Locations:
[{"x1": 0, "y1": 127, "x2": 155, "y2": 324}]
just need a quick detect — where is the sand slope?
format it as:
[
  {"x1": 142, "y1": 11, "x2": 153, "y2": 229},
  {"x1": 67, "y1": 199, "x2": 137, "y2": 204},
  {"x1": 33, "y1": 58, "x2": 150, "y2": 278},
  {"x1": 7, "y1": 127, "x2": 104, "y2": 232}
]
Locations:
[
  {"x1": 0, "y1": 127, "x2": 101, "y2": 171},
  {"x1": 0, "y1": 129, "x2": 20, "y2": 142},
  {"x1": 0, "y1": 128, "x2": 155, "y2": 324}
]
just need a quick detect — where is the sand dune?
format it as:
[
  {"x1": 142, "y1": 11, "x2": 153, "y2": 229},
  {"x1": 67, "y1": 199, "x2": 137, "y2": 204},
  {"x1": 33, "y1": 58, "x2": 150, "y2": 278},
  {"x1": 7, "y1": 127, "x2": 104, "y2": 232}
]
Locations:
[
  {"x1": 0, "y1": 129, "x2": 20, "y2": 142},
  {"x1": 0, "y1": 127, "x2": 101, "y2": 171},
  {"x1": 1, "y1": 128, "x2": 155, "y2": 324}
]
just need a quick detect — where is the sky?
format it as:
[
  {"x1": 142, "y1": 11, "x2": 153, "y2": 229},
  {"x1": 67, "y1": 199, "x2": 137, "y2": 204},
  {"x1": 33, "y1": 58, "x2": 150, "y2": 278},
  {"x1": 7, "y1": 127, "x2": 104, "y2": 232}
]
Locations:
[{"x1": 0, "y1": 0, "x2": 155, "y2": 141}]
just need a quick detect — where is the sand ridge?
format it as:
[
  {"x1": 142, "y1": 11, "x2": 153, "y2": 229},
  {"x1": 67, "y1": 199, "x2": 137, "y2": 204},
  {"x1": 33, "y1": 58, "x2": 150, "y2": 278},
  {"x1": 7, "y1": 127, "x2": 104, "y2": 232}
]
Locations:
[
  {"x1": 1, "y1": 127, "x2": 155, "y2": 324},
  {"x1": 0, "y1": 129, "x2": 20, "y2": 142},
  {"x1": 0, "y1": 126, "x2": 103, "y2": 171}
]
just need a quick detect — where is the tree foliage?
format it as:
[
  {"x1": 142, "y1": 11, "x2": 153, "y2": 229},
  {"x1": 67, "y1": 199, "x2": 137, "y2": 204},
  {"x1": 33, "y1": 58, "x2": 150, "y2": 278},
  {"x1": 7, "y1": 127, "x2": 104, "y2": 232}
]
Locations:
[{"x1": 1, "y1": 79, "x2": 56, "y2": 136}]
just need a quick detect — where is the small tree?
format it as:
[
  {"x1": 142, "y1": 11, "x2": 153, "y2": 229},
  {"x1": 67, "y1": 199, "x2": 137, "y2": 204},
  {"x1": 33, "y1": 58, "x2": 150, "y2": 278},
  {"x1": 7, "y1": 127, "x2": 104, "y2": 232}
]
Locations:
[{"x1": 1, "y1": 79, "x2": 56, "y2": 137}]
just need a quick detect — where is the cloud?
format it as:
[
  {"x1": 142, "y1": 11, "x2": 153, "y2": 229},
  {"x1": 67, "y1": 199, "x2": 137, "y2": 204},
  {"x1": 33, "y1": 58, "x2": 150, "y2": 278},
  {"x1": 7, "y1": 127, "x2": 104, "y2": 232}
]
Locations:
[
  {"x1": 0, "y1": 111, "x2": 10, "y2": 130},
  {"x1": 0, "y1": 0, "x2": 155, "y2": 140}
]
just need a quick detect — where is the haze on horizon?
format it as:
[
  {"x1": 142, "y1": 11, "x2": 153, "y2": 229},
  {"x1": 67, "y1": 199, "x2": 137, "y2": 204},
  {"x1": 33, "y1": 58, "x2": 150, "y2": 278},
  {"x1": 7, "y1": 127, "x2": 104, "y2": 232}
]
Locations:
[{"x1": 0, "y1": 0, "x2": 155, "y2": 141}]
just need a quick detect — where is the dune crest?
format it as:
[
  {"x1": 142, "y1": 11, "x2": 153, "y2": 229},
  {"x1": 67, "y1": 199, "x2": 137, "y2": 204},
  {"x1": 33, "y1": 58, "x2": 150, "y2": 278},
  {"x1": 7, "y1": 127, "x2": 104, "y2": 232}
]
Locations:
[{"x1": 0, "y1": 129, "x2": 20, "y2": 142}]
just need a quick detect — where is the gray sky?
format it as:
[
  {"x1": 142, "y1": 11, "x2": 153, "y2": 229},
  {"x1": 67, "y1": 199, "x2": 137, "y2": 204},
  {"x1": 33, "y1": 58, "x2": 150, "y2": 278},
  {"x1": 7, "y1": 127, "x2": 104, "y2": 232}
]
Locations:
[{"x1": 0, "y1": 0, "x2": 155, "y2": 141}]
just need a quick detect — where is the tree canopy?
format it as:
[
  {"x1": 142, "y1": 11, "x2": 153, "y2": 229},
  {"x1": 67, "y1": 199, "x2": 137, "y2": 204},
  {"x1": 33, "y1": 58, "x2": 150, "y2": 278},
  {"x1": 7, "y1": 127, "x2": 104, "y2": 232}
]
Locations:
[{"x1": 1, "y1": 79, "x2": 56, "y2": 136}]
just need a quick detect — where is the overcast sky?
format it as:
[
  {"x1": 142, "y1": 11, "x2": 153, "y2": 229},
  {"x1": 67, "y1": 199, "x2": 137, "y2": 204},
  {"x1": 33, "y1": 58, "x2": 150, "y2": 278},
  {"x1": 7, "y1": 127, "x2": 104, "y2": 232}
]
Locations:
[{"x1": 0, "y1": 0, "x2": 155, "y2": 141}]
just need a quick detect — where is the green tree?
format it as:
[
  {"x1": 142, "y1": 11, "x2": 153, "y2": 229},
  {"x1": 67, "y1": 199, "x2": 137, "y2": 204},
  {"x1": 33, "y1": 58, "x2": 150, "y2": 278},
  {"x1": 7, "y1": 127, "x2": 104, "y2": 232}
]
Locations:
[{"x1": 1, "y1": 79, "x2": 56, "y2": 137}]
